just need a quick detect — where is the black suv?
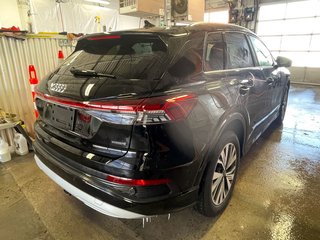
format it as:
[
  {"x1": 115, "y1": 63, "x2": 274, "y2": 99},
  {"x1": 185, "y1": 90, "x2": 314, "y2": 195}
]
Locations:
[{"x1": 34, "y1": 23, "x2": 291, "y2": 219}]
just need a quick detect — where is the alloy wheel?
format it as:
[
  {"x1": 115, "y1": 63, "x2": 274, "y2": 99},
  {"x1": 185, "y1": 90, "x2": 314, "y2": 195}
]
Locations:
[{"x1": 211, "y1": 143, "x2": 237, "y2": 205}]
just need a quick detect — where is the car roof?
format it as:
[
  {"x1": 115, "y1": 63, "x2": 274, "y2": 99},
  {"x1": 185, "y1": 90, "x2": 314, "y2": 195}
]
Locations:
[{"x1": 81, "y1": 23, "x2": 254, "y2": 41}]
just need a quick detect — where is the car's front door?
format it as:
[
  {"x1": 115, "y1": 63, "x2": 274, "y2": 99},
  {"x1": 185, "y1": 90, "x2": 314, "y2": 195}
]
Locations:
[
  {"x1": 248, "y1": 35, "x2": 283, "y2": 118},
  {"x1": 223, "y1": 32, "x2": 272, "y2": 145}
]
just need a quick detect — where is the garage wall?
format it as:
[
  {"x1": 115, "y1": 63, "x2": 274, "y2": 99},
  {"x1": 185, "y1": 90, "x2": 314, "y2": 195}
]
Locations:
[
  {"x1": 289, "y1": 67, "x2": 320, "y2": 85},
  {"x1": 0, "y1": 36, "x2": 74, "y2": 135}
]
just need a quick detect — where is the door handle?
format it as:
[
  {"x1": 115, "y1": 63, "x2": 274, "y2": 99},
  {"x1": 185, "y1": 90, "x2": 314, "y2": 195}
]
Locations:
[
  {"x1": 267, "y1": 77, "x2": 274, "y2": 85},
  {"x1": 239, "y1": 79, "x2": 253, "y2": 95},
  {"x1": 240, "y1": 79, "x2": 254, "y2": 87}
]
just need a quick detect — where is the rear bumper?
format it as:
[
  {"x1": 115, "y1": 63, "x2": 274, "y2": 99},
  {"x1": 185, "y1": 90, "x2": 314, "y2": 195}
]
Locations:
[
  {"x1": 33, "y1": 139, "x2": 199, "y2": 218},
  {"x1": 35, "y1": 155, "x2": 146, "y2": 219}
]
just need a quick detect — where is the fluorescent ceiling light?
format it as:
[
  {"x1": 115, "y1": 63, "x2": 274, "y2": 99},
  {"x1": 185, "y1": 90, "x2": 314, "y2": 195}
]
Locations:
[
  {"x1": 85, "y1": 0, "x2": 110, "y2": 5},
  {"x1": 175, "y1": 22, "x2": 190, "y2": 26}
]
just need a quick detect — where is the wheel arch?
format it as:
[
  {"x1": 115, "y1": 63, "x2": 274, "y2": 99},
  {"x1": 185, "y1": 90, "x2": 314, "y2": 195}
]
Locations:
[
  {"x1": 194, "y1": 112, "x2": 247, "y2": 193},
  {"x1": 223, "y1": 116, "x2": 246, "y2": 158}
]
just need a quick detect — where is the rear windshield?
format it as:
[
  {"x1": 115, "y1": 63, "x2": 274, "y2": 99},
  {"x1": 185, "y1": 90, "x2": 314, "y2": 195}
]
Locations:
[{"x1": 59, "y1": 35, "x2": 169, "y2": 80}]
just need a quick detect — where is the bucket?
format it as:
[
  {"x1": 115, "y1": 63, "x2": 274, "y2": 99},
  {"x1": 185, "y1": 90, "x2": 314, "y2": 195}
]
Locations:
[
  {"x1": 14, "y1": 133, "x2": 29, "y2": 156},
  {"x1": 0, "y1": 137, "x2": 11, "y2": 162}
]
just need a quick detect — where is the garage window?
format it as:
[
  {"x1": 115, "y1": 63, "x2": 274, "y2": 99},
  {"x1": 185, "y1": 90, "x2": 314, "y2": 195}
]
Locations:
[
  {"x1": 249, "y1": 36, "x2": 274, "y2": 67},
  {"x1": 204, "y1": 9, "x2": 229, "y2": 23},
  {"x1": 257, "y1": 0, "x2": 320, "y2": 67}
]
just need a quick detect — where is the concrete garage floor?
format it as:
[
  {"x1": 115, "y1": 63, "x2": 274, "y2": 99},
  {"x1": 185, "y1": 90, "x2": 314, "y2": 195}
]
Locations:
[{"x1": 0, "y1": 84, "x2": 319, "y2": 240}]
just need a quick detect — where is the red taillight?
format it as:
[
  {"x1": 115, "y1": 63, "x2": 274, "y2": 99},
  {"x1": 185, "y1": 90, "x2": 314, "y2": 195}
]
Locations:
[
  {"x1": 106, "y1": 175, "x2": 170, "y2": 186},
  {"x1": 86, "y1": 99, "x2": 141, "y2": 113},
  {"x1": 87, "y1": 35, "x2": 121, "y2": 40},
  {"x1": 35, "y1": 91, "x2": 197, "y2": 124},
  {"x1": 140, "y1": 94, "x2": 197, "y2": 122}
]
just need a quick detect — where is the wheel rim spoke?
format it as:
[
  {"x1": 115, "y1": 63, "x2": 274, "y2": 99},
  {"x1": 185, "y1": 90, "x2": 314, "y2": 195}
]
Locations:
[
  {"x1": 226, "y1": 146, "x2": 236, "y2": 169},
  {"x1": 214, "y1": 178, "x2": 224, "y2": 204},
  {"x1": 223, "y1": 146, "x2": 229, "y2": 166},
  {"x1": 211, "y1": 142, "x2": 237, "y2": 205},
  {"x1": 211, "y1": 176, "x2": 222, "y2": 202},
  {"x1": 226, "y1": 172, "x2": 234, "y2": 185},
  {"x1": 213, "y1": 171, "x2": 222, "y2": 181},
  {"x1": 211, "y1": 173, "x2": 222, "y2": 194},
  {"x1": 226, "y1": 164, "x2": 236, "y2": 175},
  {"x1": 220, "y1": 179, "x2": 226, "y2": 204},
  {"x1": 225, "y1": 175, "x2": 231, "y2": 190}
]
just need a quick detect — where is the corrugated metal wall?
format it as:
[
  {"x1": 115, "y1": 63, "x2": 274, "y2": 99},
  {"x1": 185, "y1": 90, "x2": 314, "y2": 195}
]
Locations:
[{"x1": 0, "y1": 36, "x2": 74, "y2": 135}]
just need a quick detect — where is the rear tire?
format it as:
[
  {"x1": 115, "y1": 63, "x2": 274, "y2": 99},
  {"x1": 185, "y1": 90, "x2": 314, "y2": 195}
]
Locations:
[
  {"x1": 275, "y1": 85, "x2": 289, "y2": 125},
  {"x1": 196, "y1": 131, "x2": 240, "y2": 217}
]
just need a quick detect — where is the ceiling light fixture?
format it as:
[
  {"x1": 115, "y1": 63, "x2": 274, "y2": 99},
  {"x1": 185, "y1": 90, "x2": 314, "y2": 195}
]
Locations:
[{"x1": 85, "y1": 0, "x2": 110, "y2": 5}]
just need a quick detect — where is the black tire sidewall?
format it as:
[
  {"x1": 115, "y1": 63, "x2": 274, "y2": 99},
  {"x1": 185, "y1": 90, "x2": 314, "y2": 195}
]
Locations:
[
  {"x1": 281, "y1": 86, "x2": 289, "y2": 121},
  {"x1": 276, "y1": 85, "x2": 289, "y2": 124}
]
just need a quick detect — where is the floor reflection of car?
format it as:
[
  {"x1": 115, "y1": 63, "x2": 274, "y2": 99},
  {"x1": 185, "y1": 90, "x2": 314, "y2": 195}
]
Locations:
[{"x1": 33, "y1": 23, "x2": 292, "y2": 219}]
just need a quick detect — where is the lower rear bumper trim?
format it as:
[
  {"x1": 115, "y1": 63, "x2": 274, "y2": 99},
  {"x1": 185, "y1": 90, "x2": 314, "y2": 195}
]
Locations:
[{"x1": 35, "y1": 154, "x2": 148, "y2": 219}]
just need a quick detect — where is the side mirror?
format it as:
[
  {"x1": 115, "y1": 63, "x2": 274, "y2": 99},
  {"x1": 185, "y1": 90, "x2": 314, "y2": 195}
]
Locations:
[{"x1": 276, "y1": 56, "x2": 292, "y2": 68}]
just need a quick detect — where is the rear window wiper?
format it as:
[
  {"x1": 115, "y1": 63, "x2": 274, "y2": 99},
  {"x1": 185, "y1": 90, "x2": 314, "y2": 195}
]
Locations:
[{"x1": 70, "y1": 67, "x2": 116, "y2": 79}]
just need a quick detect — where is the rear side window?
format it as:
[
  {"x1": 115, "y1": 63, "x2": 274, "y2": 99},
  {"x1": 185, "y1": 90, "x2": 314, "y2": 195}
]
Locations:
[
  {"x1": 249, "y1": 36, "x2": 274, "y2": 67},
  {"x1": 204, "y1": 33, "x2": 224, "y2": 71},
  {"x1": 166, "y1": 31, "x2": 204, "y2": 80},
  {"x1": 61, "y1": 35, "x2": 168, "y2": 80},
  {"x1": 225, "y1": 33, "x2": 254, "y2": 69}
]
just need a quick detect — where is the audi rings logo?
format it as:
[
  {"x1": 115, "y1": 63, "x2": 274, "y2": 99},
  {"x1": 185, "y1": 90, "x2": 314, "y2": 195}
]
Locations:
[{"x1": 50, "y1": 83, "x2": 67, "y2": 93}]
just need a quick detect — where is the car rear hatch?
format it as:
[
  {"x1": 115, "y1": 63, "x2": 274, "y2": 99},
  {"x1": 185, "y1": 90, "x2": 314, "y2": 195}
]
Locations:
[{"x1": 35, "y1": 33, "x2": 170, "y2": 160}]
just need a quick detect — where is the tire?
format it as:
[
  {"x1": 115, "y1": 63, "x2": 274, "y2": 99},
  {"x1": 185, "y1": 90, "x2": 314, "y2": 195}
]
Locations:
[
  {"x1": 275, "y1": 85, "x2": 289, "y2": 125},
  {"x1": 196, "y1": 131, "x2": 240, "y2": 217}
]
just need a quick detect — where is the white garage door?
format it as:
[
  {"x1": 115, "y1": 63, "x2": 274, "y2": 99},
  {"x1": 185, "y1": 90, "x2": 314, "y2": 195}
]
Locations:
[{"x1": 257, "y1": 0, "x2": 320, "y2": 71}]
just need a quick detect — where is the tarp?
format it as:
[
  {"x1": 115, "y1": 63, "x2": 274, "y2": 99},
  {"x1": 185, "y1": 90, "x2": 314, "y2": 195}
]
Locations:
[{"x1": 30, "y1": 0, "x2": 140, "y2": 33}]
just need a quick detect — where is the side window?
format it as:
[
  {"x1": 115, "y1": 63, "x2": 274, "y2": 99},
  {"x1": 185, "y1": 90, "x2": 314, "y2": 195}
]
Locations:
[
  {"x1": 168, "y1": 32, "x2": 204, "y2": 80},
  {"x1": 132, "y1": 43, "x2": 152, "y2": 54},
  {"x1": 249, "y1": 36, "x2": 274, "y2": 67},
  {"x1": 225, "y1": 33, "x2": 254, "y2": 69},
  {"x1": 204, "y1": 33, "x2": 224, "y2": 71}
]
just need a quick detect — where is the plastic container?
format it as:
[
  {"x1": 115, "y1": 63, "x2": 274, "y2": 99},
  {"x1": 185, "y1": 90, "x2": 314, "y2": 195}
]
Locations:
[
  {"x1": 14, "y1": 133, "x2": 29, "y2": 155},
  {"x1": 6, "y1": 128, "x2": 15, "y2": 153},
  {"x1": 0, "y1": 138, "x2": 11, "y2": 162}
]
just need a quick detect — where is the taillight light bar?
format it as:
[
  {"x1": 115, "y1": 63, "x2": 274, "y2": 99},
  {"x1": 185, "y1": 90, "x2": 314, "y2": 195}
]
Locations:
[
  {"x1": 35, "y1": 91, "x2": 140, "y2": 113},
  {"x1": 35, "y1": 91, "x2": 197, "y2": 124},
  {"x1": 106, "y1": 175, "x2": 170, "y2": 186}
]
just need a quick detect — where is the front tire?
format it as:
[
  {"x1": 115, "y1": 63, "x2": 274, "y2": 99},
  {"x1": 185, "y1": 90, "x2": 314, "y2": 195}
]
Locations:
[{"x1": 196, "y1": 131, "x2": 240, "y2": 217}]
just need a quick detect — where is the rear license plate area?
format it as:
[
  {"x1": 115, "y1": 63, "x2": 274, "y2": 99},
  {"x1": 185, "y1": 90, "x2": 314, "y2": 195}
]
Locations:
[{"x1": 50, "y1": 104, "x2": 75, "y2": 131}]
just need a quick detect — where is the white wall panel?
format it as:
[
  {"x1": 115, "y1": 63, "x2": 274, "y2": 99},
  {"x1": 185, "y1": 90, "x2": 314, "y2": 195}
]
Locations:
[
  {"x1": 0, "y1": 0, "x2": 22, "y2": 28},
  {"x1": 0, "y1": 36, "x2": 74, "y2": 135}
]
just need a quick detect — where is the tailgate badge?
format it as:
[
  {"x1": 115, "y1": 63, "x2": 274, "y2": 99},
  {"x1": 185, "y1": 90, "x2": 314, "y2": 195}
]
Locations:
[{"x1": 50, "y1": 83, "x2": 67, "y2": 93}]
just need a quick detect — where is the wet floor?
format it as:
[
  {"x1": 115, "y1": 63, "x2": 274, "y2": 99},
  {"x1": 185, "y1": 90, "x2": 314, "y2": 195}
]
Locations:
[{"x1": 0, "y1": 84, "x2": 319, "y2": 240}]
